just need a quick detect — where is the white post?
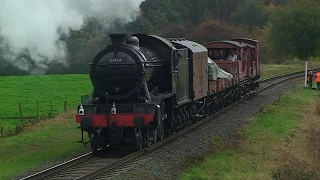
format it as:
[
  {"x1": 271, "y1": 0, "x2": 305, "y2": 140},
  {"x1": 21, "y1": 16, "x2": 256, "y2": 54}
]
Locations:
[{"x1": 304, "y1": 61, "x2": 308, "y2": 88}]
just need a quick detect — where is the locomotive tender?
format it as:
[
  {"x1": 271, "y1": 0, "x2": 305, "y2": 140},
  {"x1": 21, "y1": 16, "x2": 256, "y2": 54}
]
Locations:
[{"x1": 76, "y1": 33, "x2": 260, "y2": 154}]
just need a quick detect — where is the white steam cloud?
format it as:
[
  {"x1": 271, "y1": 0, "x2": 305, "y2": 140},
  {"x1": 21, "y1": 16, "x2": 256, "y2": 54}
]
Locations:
[{"x1": 0, "y1": 0, "x2": 144, "y2": 74}]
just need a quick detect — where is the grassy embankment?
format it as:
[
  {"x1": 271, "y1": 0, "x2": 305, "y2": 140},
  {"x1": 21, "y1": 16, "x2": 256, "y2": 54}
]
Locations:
[
  {"x1": 260, "y1": 61, "x2": 320, "y2": 79},
  {"x1": 0, "y1": 74, "x2": 92, "y2": 128},
  {"x1": 0, "y1": 63, "x2": 318, "y2": 180},
  {"x1": 0, "y1": 112, "x2": 91, "y2": 180},
  {"x1": 0, "y1": 74, "x2": 93, "y2": 180},
  {"x1": 180, "y1": 83, "x2": 320, "y2": 179}
]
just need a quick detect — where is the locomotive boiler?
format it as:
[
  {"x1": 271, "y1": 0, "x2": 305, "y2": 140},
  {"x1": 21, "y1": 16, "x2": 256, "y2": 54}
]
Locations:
[
  {"x1": 76, "y1": 33, "x2": 260, "y2": 155},
  {"x1": 90, "y1": 33, "x2": 164, "y2": 103}
]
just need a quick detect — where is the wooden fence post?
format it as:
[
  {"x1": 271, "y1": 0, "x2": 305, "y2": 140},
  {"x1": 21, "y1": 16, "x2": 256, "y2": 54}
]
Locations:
[
  {"x1": 50, "y1": 100, "x2": 53, "y2": 117},
  {"x1": 15, "y1": 125, "x2": 19, "y2": 135},
  {"x1": 19, "y1": 101, "x2": 22, "y2": 118},
  {"x1": 0, "y1": 127, "x2": 3, "y2": 136},
  {"x1": 64, "y1": 101, "x2": 67, "y2": 112},
  {"x1": 37, "y1": 100, "x2": 39, "y2": 120}
]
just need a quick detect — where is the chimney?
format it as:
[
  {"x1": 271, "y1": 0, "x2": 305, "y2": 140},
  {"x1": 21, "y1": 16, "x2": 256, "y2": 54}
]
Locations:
[{"x1": 109, "y1": 33, "x2": 127, "y2": 46}]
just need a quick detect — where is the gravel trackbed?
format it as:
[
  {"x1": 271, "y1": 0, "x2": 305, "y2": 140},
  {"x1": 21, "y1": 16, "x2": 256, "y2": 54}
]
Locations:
[{"x1": 108, "y1": 79, "x2": 301, "y2": 180}]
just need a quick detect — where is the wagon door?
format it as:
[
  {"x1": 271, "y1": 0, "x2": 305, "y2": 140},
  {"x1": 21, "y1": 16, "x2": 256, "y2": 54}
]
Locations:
[{"x1": 193, "y1": 52, "x2": 208, "y2": 100}]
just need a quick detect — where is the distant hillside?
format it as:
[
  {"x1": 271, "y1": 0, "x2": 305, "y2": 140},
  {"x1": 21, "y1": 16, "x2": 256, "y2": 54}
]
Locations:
[{"x1": 2, "y1": 0, "x2": 319, "y2": 75}]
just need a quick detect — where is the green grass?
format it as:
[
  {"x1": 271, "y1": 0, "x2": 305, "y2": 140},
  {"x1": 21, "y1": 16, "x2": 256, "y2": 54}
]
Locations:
[
  {"x1": 0, "y1": 118, "x2": 21, "y2": 128},
  {"x1": 260, "y1": 61, "x2": 320, "y2": 79},
  {"x1": 179, "y1": 85, "x2": 317, "y2": 180},
  {"x1": 0, "y1": 112, "x2": 90, "y2": 180},
  {"x1": 0, "y1": 74, "x2": 92, "y2": 128}
]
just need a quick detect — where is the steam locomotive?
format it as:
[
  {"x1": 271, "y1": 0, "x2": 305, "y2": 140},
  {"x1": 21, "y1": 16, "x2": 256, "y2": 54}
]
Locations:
[{"x1": 76, "y1": 33, "x2": 260, "y2": 155}]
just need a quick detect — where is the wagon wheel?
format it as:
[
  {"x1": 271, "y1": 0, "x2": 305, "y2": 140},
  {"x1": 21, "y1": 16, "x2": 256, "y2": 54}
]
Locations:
[
  {"x1": 178, "y1": 115, "x2": 184, "y2": 130},
  {"x1": 153, "y1": 128, "x2": 158, "y2": 144},
  {"x1": 233, "y1": 89, "x2": 239, "y2": 102},
  {"x1": 246, "y1": 86, "x2": 250, "y2": 94},
  {"x1": 145, "y1": 127, "x2": 153, "y2": 147},
  {"x1": 135, "y1": 128, "x2": 143, "y2": 151},
  {"x1": 90, "y1": 133, "x2": 98, "y2": 156},
  {"x1": 250, "y1": 83, "x2": 255, "y2": 91},
  {"x1": 158, "y1": 120, "x2": 164, "y2": 141},
  {"x1": 181, "y1": 109, "x2": 187, "y2": 127},
  {"x1": 235, "y1": 91, "x2": 239, "y2": 101},
  {"x1": 159, "y1": 102, "x2": 167, "y2": 139},
  {"x1": 229, "y1": 94, "x2": 234, "y2": 105},
  {"x1": 171, "y1": 118, "x2": 176, "y2": 133},
  {"x1": 146, "y1": 131, "x2": 151, "y2": 147},
  {"x1": 207, "y1": 102, "x2": 214, "y2": 115},
  {"x1": 238, "y1": 89, "x2": 243, "y2": 99},
  {"x1": 191, "y1": 106, "x2": 197, "y2": 123},
  {"x1": 239, "y1": 88, "x2": 243, "y2": 98},
  {"x1": 215, "y1": 100, "x2": 219, "y2": 112},
  {"x1": 226, "y1": 94, "x2": 231, "y2": 105},
  {"x1": 220, "y1": 97, "x2": 225, "y2": 109}
]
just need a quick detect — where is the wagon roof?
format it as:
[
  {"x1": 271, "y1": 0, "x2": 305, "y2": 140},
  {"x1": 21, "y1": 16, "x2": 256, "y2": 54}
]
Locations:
[
  {"x1": 203, "y1": 40, "x2": 255, "y2": 48},
  {"x1": 170, "y1": 39, "x2": 208, "y2": 52},
  {"x1": 230, "y1": 38, "x2": 260, "y2": 43}
]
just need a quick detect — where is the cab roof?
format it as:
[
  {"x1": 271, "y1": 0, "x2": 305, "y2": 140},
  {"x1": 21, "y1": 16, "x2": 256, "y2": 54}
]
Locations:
[
  {"x1": 166, "y1": 38, "x2": 207, "y2": 52},
  {"x1": 203, "y1": 40, "x2": 255, "y2": 48}
]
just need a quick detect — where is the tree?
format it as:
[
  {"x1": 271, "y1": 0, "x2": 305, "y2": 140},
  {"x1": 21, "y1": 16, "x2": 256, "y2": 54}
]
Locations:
[
  {"x1": 269, "y1": 0, "x2": 320, "y2": 59},
  {"x1": 232, "y1": 0, "x2": 268, "y2": 29}
]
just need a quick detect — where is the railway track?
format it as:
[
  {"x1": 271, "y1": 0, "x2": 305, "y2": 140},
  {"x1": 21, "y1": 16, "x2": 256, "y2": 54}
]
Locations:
[{"x1": 19, "y1": 69, "x2": 319, "y2": 180}]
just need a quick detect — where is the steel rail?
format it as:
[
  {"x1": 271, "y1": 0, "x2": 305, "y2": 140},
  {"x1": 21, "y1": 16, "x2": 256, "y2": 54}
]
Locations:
[
  {"x1": 260, "y1": 68, "x2": 320, "y2": 82},
  {"x1": 19, "y1": 152, "x2": 93, "y2": 180},
  {"x1": 20, "y1": 69, "x2": 319, "y2": 180}
]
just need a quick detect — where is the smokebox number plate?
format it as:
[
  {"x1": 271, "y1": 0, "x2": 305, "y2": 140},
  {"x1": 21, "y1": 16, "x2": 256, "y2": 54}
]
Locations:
[{"x1": 108, "y1": 57, "x2": 126, "y2": 64}]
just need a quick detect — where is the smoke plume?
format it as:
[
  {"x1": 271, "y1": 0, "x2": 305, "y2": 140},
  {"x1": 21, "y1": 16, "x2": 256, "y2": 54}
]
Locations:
[{"x1": 0, "y1": 0, "x2": 144, "y2": 75}]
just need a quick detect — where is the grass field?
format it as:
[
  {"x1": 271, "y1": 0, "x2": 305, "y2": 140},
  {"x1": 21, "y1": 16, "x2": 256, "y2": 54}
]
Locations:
[
  {"x1": 260, "y1": 61, "x2": 320, "y2": 79},
  {"x1": 179, "y1": 83, "x2": 320, "y2": 179},
  {"x1": 0, "y1": 74, "x2": 92, "y2": 128}
]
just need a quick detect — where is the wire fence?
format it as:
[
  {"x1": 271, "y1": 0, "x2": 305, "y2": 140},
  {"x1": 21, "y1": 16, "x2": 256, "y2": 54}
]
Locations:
[{"x1": 0, "y1": 100, "x2": 81, "y2": 138}]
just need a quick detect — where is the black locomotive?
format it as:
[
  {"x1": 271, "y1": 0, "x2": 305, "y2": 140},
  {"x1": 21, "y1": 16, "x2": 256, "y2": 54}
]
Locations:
[{"x1": 76, "y1": 33, "x2": 260, "y2": 154}]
